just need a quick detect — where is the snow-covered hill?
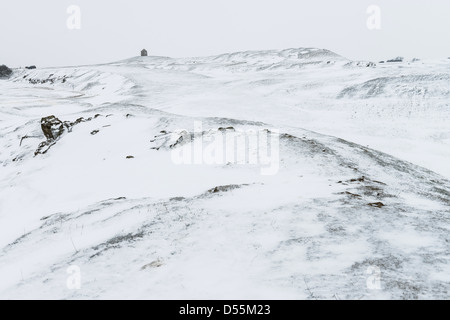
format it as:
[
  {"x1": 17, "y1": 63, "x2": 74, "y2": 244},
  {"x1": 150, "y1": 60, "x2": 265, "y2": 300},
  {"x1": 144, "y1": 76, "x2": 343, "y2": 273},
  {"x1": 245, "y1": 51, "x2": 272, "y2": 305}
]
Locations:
[{"x1": 0, "y1": 48, "x2": 449, "y2": 299}]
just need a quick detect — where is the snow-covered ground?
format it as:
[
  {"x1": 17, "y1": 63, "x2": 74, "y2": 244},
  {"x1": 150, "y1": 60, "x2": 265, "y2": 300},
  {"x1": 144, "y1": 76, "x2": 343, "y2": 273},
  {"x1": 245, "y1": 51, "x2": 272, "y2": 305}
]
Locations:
[{"x1": 0, "y1": 48, "x2": 449, "y2": 299}]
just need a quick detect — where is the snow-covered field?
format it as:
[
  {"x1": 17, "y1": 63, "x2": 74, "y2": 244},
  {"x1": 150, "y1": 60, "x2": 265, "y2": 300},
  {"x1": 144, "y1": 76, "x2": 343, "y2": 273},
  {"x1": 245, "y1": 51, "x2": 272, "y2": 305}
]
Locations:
[{"x1": 0, "y1": 48, "x2": 449, "y2": 299}]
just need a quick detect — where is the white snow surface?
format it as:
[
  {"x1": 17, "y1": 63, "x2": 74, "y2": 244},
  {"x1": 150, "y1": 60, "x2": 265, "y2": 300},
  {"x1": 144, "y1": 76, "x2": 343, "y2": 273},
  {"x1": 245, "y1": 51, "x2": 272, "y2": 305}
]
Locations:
[{"x1": 0, "y1": 48, "x2": 449, "y2": 299}]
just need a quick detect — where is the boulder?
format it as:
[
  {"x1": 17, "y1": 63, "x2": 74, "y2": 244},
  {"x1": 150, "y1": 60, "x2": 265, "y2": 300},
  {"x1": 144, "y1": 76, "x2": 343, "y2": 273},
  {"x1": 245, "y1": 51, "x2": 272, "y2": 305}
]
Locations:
[{"x1": 41, "y1": 116, "x2": 67, "y2": 140}]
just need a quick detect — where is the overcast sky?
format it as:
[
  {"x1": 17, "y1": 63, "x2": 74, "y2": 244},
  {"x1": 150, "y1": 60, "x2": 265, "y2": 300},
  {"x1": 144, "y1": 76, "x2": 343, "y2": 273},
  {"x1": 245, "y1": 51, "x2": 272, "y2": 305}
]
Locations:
[{"x1": 1, "y1": 0, "x2": 449, "y2": 67}]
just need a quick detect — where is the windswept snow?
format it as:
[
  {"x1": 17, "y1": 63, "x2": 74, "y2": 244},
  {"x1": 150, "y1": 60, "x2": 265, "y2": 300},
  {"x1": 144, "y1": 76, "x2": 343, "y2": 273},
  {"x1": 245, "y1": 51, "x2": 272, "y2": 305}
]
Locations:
[{"x1": 0, "y1": 48, "x2": 449, "y2": 299}]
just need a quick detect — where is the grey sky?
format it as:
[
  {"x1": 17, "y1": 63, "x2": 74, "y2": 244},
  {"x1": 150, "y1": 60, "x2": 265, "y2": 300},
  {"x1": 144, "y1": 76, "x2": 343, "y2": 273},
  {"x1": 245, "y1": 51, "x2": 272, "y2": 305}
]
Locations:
[{"x1": 1, "y1": 0, "x2": 449, "y2": 67}]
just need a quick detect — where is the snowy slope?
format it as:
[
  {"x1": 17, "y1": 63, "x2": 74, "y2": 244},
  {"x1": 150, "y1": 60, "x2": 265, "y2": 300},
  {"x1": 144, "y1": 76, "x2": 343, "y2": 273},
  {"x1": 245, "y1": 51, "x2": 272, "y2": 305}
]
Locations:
[{"x1": 0, "y1": 48, "x2": 449, "y2": 299}]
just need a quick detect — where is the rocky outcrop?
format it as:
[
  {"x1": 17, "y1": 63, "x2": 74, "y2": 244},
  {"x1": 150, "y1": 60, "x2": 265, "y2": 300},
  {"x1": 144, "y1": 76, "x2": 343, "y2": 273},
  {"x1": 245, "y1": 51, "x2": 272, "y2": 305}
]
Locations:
[
  {"x1": 41, "y1": 116, "x2": 68, "y2": 140},
  {"x1": 35, "y1": 114, "x2": 101, "y2": 156},
  {"x1": 26, "y1": 74, "x2": 69, "y2": 85},
  {"x1": 0, "y1": 65, "x2": 12, "y2": 78},
  {"x1": 387, "y1": 57, "x2": 404, "y2": 63}
]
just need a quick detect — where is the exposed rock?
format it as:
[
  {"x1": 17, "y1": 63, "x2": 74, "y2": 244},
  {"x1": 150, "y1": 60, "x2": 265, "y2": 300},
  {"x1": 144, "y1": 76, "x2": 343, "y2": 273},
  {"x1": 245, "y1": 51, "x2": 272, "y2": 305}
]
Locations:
[
  {"x1": 27, "y1": 74, "x2": 69, "y2": 85},
  {"x1": 20, "y1": 135, "x2": 40, "y2": 146},
  {"x1": 141, "y1": 260, "x2": 163, "y2": 270},
  {"x1": 126, "y1": 155, "x2": 135, "y2": 159},
  {"x1": 218, "y1": 126, "x2": 235, "y2": 132},
  {"x1": 207, "y1": 184, "x2": 245, "y2": 194},
  {"x1": 368, "y1": 202, "x2": 385, "y2": 208},
  {"x1": 170, "y1": 197, "x2": 186, "y2": 202},
  {"x1": 169, "y1": 136, "x2": 184, "y2": 149},
  {"x1": 35, "y1": 115, "x2": 100, "y2": 156},
  {"x1": 72, "y1": 117, "x2": 86, "y2": 126},
  {"x1": 0, "y1": 65, "x2": 12, "y2": 78},
  {"x1": 25, "y1": 65, "x2": 37, "y2": 70},
  {"x1": 340, "y1": 191, "x2": 362, "y2": 198},
  {"x1": 355, "y1": 61, "x2": 376, "y2": 67},
  {"x1": 349, "y1": 176, "x2": 366, "y2": 183},
  {"x1": 35, "y1": 140, "x2": 58, "y2": 156},
  {"x1": 41, "y1": 116, "x2": 67, "y2": 140},
  {"x1": 345, "y1": 61, "x2": 376, "y2": 68},
  {"x1": 281, "y1": 133, "x2": 297, "y2": 140},
  {"x1": 387, "y1": 57, "x2": 404, "y2": 63}
]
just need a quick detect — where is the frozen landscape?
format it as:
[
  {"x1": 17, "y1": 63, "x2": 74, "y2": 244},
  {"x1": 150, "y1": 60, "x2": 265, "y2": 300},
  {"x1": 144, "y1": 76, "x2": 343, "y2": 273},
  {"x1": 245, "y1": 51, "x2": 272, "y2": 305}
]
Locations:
[{"x1": 0, "y1": 48, "x2": 449, "y2": 299}]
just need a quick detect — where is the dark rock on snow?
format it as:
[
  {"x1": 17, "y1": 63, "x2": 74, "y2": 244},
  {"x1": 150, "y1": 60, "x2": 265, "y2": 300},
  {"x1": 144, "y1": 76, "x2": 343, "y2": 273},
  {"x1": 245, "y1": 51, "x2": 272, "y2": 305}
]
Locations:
[
  {"x1": 35, "y1": 114, "x2": 101, "y2": 156},
  {"x1": 368, "y1": 202, "x2": 385, "y2": 208},
  {"x1": 41, "y1": 116, "x2": 67, "y2": 140},
  {"x1": 387, "y1": 57, "x2": 404, "y2": 63},
  {"x1": 0, "y1": 65, "x2": 12, "y2": 78}
]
